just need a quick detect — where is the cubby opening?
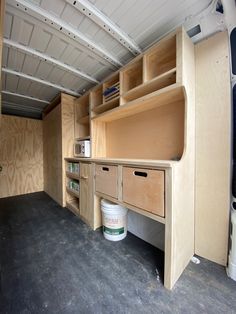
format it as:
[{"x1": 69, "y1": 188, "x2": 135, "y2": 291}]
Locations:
[
  {"x1": 74, "y1": 94, "x2": 90, "y2": 139},
  {"x1": 145, "y1": 35, "x2": 176, "y2": 81},
  {"x1": 121, "y1": 70, "x2": 176, "y2": 104},
  {"x1": 121, "y1": 58, "x2": 143, "y2": 93},
  {"x1": 92, "y1": 100, "x2": 185, "y2": 160},
  {"x1": 91, "y1": 85, "x2": 103, "y2": 109},
  {"x1": 103, "y1": 73, "x2": 120, "y2": 103}
]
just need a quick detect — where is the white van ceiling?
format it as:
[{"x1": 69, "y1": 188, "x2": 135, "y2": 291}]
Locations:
[{"x1": 1, "y1": 0, "x2": 223, "y2": 118}]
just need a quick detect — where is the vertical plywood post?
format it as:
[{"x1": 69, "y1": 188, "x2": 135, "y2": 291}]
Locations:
[{"x1": 195, "y1": 31, "x2": 231, "y2": 265}]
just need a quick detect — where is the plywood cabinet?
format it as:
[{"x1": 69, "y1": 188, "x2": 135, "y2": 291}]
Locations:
[
  {"x1": 43, "y1": 93, "x2": 75, "y2": 206},
  {"x1": 65, "y1": 27, "x2": 195, "y2": 290}
]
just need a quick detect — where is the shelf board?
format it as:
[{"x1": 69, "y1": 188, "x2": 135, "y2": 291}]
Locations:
[
  {"x1": 66, "y1": 200, "x2": 79, "y2": 215},
  {"x1": 121, "y1": 68, "x2": 176, "y2": 103},
  {"x1": 77, "y1": 115, "x2": 89, "y2": 124},
  {"x1": 92, "y1": 83, "x2": 184, "y2": 122},
  {"x1": 66, "y1": 171, "x2": 80, "y2": 180},
  {"x1": 92, "y1": 96, "x2": 119, "y2": 114},
  {"x1": 75, "y1": 136, "x2": 90, "y2": 141},
  {"x1": 66, "y1": 187, "x2": 80, "y2": 198}
]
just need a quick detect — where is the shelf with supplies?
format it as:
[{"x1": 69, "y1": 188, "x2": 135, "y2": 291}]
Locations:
[
  {"x1": 91, "y1": 73, "x2": 120, "y2": 117},
  {"x1": 70, "y1": 27, "x2": 195, "y2": 291}
]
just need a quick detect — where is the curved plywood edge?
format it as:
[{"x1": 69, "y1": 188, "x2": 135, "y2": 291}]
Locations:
[{"x1": 0, "y1": 115, "x2": 43, "y2": 198}]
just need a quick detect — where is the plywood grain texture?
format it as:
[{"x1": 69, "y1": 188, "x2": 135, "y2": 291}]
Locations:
[
  {"x1": 43, "y1": 93, "x2": 75, "y2": 207},
  {"x1": 43, "y1": 104, "x2": 62, "y2": 205},
  {"x1": 195, "y1": 31, "x2": 231, "y2": 266},
  {"x1": 0, "y1": 115, "x2": 43, "y2": 198}
]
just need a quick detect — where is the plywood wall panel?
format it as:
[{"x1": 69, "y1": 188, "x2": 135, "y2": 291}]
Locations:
[
  {"x1": 195, "y1": 31, "x2": 231, "y2": 266},
  {"x1": 0, "y1": 115, "x2": 43, "y2": 198},
  {"x1": 43, "y1": 93, "x2": 75, "y2": 207},
  {"x1": 43, "y1": 104, "x2": 63, "y2": 205}
]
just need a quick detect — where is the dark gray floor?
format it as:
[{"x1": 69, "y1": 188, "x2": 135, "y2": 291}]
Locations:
[{"x1": 0, "y1": 192, "x2": 235, "y2": 314}]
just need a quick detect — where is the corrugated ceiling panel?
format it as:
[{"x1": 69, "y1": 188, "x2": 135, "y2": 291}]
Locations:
[
  {"x1": 17, "y1": 77, "x2": 33, "y2": 94},
  {"x1": 41, "y1": 0, "x2": 66, "y2": 17},
  {"x1": 3, "y1": 0, "x2": 215, "y2": 118},
  {"x1": 2, "y1": 93, "x2": 46, "y2": 109},
  {"x1": 6, "y1": 73, "x2": 19, "y2": 91},
  {"x1": 6, "y1": 3, "x2": 115, "y2": 72},
  {"x1": 7, "y1": 49, "x2": 25, "y2": 71},
  {"x1": 29, "y1": 26, "x2": 52, "y2": 52}
]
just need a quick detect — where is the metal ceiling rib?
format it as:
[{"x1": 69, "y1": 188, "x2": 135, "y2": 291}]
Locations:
[
  {"x1": 65, "y1": 0, "x2": 141, "y2": 55},
  {"x1": 2, "y1": 68, "x2": 81, "y2": 96},
  {"x1": 12, "y1": 0, "x2": 123, "y2": 66},
  {"x1": 4, "y1": 38, "x2": 99, "y2": 83},
  {"x1": 2, "y1": 90, "x2": 50, "y2": 103}
]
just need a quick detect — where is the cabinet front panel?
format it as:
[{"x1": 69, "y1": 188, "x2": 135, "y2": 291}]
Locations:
[
  {"x1": 95, "y1": 164, "x2": 118, "y2": 198},
  {"x1": 123, "y1": 167, "x2": 165, "y2": 217}
]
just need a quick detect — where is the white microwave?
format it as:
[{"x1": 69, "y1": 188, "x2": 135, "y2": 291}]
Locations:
[{"x1": 74, "y1": 140, "x2": 90, "y2": 157}]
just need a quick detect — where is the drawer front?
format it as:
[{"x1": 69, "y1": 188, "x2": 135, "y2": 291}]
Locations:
[
  {"x1": 95, "y1": 164, "x2": 118, "y2": 198},
  {"x1": 123, "y1": 167, "x2": 165, "y2": 217}
]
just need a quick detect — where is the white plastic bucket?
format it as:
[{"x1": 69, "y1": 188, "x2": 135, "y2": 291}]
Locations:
[{"x1": 101, "y1": 199, "x2": 128, "y2": 241}]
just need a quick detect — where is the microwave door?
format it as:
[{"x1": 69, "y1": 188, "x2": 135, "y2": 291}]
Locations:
[{"x1": 75, "y1": 143, "x2": 82, "y2": 155}]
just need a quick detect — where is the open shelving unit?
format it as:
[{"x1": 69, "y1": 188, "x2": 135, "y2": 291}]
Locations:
[
  {"x1": 65, "y1": 161, "x2": 80, "y2": 215},
  {"x1": 69, "y1": 27, "x2": 195, "y2": 290}
]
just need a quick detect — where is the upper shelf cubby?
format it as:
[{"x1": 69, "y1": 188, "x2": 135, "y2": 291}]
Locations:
[
  {"x1": 91, "y1": 73, "x2": 120, "y2": 117},
  {"x1": 74, "y1": 94, "x2": 90, "y2": 139},
  {"x1": 120, "y1": 58, "x2": 143, "y2": 94},
  {"x1": 144, "y1": 35, "x2": 176, "y2": 81}
]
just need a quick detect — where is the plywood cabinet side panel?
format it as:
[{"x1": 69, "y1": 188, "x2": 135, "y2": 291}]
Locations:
[
  {"x1": 43, "y1": 104, "x2": 63, "y2": 205},
  {"x1": 195, "y1": 31, "x2": 231, "y2": 266},
  {"x1": 0, "y1": 115, "x2": 43, "y2": 198},
  {"x1": 61, "y1": 94, "x2": 76, "y2": 206},
  {"x1": 165, "y1": 29, "x2": 195, "y2": 289}
]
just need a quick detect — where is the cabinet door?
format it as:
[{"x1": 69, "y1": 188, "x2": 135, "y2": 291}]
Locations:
[{"x1": 80, "y1": 163, "x2": 93, "y2": 225}]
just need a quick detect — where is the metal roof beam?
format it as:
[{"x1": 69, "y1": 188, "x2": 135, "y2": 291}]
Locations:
[
  {"x1": 11, "y1": 0, "x2": 122, "y2": 67},
  {"x1": 3, "y1": 38, "x2": 99, "y2": 84},
  {"x1": 2, "y1": 68, "x2": 81, "y2": 97},
  {"x1": 2, "y1": 90, "x2": 50, "y2": 104},
  {"x1": 2, "y1": 101, "x2": 42, "y2": 113},
  {"x1": 66, "y1": 0, "x2": 141, "y2": 55}
]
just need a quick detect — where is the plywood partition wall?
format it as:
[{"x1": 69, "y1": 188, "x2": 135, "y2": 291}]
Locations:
[
  {"x1": 43, "y1": 93, "x2": 75, "y2": 207},
  {"x1": 195, "y1": 31, "x2": 231, "y2": 266},
  {"x1": 0, "y1": 115, "x2": 43, "y2": 198}
]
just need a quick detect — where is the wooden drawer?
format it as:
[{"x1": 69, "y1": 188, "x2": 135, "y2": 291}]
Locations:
[
  {"x1": 95, "y1": 164, "x2": 118, "y2": 198},
  {"x1": 122, "y1": 167, "x2": 165, "y2": 217}
]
